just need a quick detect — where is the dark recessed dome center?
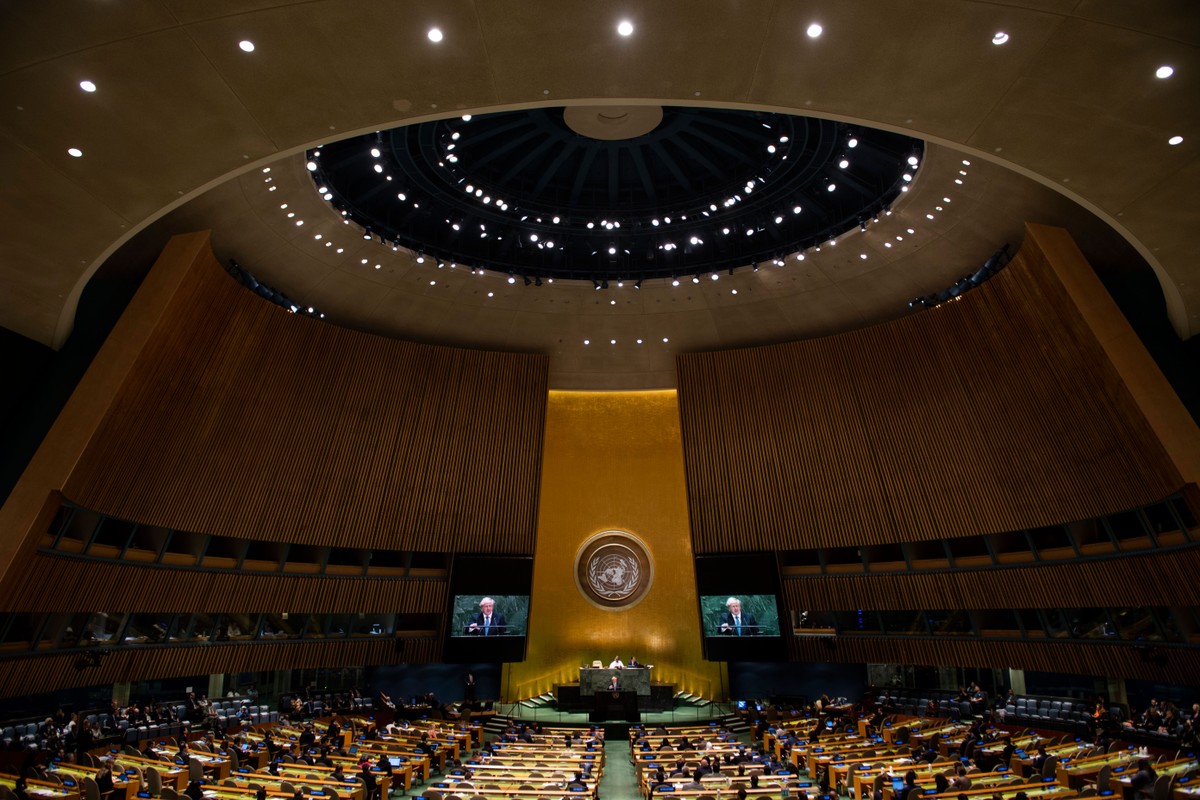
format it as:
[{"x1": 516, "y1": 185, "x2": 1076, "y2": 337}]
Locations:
[{"x1": 307, "y1": 106, "x2": 923, "y2": 282}]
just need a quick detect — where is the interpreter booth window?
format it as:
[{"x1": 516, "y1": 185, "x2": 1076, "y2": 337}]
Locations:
[
  {"x1": 834, "y1": 610, "x2": 879, "y2": 634},
  {"x1": 793, "y1": 610, "x2": 837, "y2": 634},
  {"x1": 925, "y1": 609, "x2": 973, "y2": 636},
  {"x1": 85, "y1": 611, "x2": 126, "y2": 643},
  {"x1": 2, "y1": 612, "x2": 43, "y2": 651},
  {"x1": 878, "y1": 609, "x2": 926, "y2": 635},
  {"x1": 125, "y1": 614, "x2": 173, "y2": 643},
  {"x1": 260, "y1": 613, "x2": 302, "y2": 639},
  {"x1": 1111, "y1": 608, "x2": 1165, "y2": 642},
  {"x1": 350, "y1": 613, "x2": 393, "y2": 637},
  {"x1": 185, "y1": 612, "x2": 218, "y2": 642},
  {"x1": 36, "y1": 612, "x2": 93, "y2": 650}
]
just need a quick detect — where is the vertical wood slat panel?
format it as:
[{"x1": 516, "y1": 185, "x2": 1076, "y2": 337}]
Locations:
[
  {"x1": 677, "y1": 237, "x2": 1183, "y2": 553},
  {"x1": 781, "y1": 546, "x2": 1200, "y2": 611},
  {"x1": 0, "y1": 638, "x2": 440, "y2": 701},
  {"x1": 1, "y1": 552, "x2": 450, "y2": 614},
  {"x1": 60, "y1": 242, "x2": 548, "y2": 554}
]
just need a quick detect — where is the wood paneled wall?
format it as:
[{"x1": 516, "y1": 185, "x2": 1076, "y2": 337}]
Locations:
[
  {"x1": 61, "y1": 239, "x2": 548, "y2": 554},
  {"x1": 0, "y1": 638, "x2": 436, "y2": 700},
  {"x1": 782, "y1": 546, "x2": 1200, "y2": 611},
  {"x1": 678, "y1": 234, "x2": 1183, "y2": 553},
  {"x1": 2, "y1": 552, "x2": 448, "y2": 614},
  {"x1": 790, "y1": 635, "x2": 1195, "y2": 685}
]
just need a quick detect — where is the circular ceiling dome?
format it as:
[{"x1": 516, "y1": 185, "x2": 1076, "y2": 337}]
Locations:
[{"x1": 308, "y1": 106, "x2": 923, "y2": 283}]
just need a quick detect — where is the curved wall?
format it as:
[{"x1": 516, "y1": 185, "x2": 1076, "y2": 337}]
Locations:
[
  {"x1": 60, "y1": 242, "x2": 549, "y2": 554},
  {"x1": 678, "y1": 228, "x2": 1185, "y2": 552}
]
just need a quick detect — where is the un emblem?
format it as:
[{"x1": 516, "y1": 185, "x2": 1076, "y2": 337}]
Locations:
[{"x1": 574, "y1": 531, "x2": 653, "y2": 610}]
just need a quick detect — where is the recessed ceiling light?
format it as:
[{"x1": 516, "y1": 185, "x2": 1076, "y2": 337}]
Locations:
[
  {"x1": 838, "y1": 159, "x2": 849, "y2": 168},
  {"x1": 617, "y1": 20, "x2": 634, "y2": 37},
  {"x1": 1168, "y1": 135, "x2": 1184, "y2": 145},
  {"x1": 427, "y1": 28, "x2": 443, "y2": 43},
  {"x1": 79, "y1": 80, "x2": 97, "y2": 93},
  {"x1": 992, "y1": 32, "x2": 1009, "y2": 45},
  {"x1": 239, "y1": 40, "x2": 255, "y2": 52},
  {"x1": 67, "y1": 147, "x2": 83, "y2": 158},
  {"x1": 1156, "y1": 65, "x2": 1174, "y2": 79},
  {"x1": 806, "y1": 23, "x2": 823, "y2": 38}
]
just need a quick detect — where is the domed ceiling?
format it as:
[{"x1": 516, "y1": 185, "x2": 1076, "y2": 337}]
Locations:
[{"x1": 308, "y1": 106, "x2": 922, "y2": 284}]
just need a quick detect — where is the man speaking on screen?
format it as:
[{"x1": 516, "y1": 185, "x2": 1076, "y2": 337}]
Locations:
[{"x1": 465, "y1": 597, "x2": 508, "y2": 636}]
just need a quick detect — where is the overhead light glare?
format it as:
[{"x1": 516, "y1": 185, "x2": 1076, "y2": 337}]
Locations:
[
  {"x1": 428, "y1": 28, "x2": 443, "y2": 43},
  {"x1": 992, "y1": 32, "x2": 1009, "y2": 45},
  {"x1": 238, "y1": 40, "x2": 255, "y2": 52},
  {"x1": 617, "y1": 20, "x2": 634, "y2": 36},
  {"x1": 1168, "y1": 135, "x2": 1184, "y2": 146},
  {"x1": 806, "y1": 23, "x2": 823, "y2": 38},
  {"x1": 79, "y1": 80, "x2": 97, "y2": 93},
  {"x1": 1156, "y1": 65, "x2": 1174, "y2": 79},
  {"x1": 67, "y1": 147, "x2": 83, "y2": 158}
]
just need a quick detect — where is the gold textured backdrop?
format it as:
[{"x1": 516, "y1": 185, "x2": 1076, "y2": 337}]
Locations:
[{"x1": 503, "y1": 390, "x2": 723, "y2": 701}]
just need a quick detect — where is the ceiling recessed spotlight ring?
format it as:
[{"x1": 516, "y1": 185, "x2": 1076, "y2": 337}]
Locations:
[
  {"x1": 991, "y1": 32, "x2": 1009, "y2": 45},
  {"x1": 238, "y1": 40, "x2": 255, "y2": 52},
  {"x1": 806, "y1": 23, "x2": 823, "y2": 38}
]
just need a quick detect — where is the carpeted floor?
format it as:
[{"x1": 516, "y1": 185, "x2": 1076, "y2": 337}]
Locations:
[{"x1": 599, "y1": 739, "x2": 641, "y2": 800}]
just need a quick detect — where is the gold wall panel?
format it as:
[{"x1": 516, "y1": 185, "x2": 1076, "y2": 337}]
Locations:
[{"x1": 503, "y1": 391, "x2": 723, "y2": 702}]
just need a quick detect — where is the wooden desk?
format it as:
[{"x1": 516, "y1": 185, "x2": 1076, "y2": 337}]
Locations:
[{"x1": 0, "y1": 775, "x2": 78, "y2": 800}]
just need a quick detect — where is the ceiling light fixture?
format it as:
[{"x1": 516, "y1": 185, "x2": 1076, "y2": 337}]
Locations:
[
  {"x1": 617, "y1": 20, "x2": 634, "y2": 36},
  {"x1": 238, "y1": 40, "x2": 255, "y2": 52},
  {"x1": 67, "y1": 147, "x2": 83, "y2": 158},
  {"x1": 427, "y1": 28, "x2": 443, "y2": 43},
  {"x1": 79, "y1": 80, "x2": 97, "y2": 93},
  {"x1": 991, "y1": 32, "x2": 1009, "y2": 45},
  {"x1": 1156, "y1": 65, "x2": 1174, "y2": 79},
  {"x1": 1168, "y1": 135, "x2": 1184, "y2": 146},
  {"x1": 806, "y1": 23, "x2": 823, "y2": 38}
]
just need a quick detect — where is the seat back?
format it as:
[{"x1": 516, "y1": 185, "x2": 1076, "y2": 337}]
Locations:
[
  {"x1": 146, "y1": 766, "x2": 163, "y2": 795},
  {"x1": 1095, "y1": 764, "x2": 1111, "y2": 793}
]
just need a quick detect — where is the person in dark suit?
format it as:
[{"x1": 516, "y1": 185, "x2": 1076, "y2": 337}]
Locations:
[
  {"x1": 464, "y1": 597, "x2": 507, "y2": 636},
  {"x1": 607, "y1": 674, "x2": 620, "y2": 691},
  {"x1": 718, "y1": 597, "x2": 759, "y2": 636}
]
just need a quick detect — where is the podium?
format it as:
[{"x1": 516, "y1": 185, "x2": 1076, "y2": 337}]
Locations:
[
  {"x1": 590, "y1": 689, "x2": 639, "y2": 723},
  {"x1": 579, "y1": 666, "x2": 651, "y2": 696}
]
